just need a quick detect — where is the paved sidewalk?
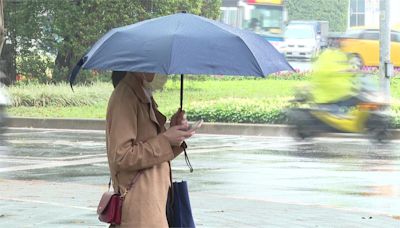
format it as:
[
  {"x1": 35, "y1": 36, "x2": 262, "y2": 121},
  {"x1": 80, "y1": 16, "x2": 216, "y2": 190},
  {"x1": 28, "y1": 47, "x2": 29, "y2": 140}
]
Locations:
[
  {"x1": 1, "y1": 128, "x2": 399, "y2": 227},
  {"x1": 1, "y1": 179, "x2": 398, "y2": 227}
]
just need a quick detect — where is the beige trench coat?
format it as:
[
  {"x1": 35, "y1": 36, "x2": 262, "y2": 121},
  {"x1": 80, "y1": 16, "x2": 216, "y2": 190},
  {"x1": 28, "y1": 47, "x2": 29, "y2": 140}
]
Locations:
[{"x1": 106, "y1": 74, "x2": 183, "y2": 228}]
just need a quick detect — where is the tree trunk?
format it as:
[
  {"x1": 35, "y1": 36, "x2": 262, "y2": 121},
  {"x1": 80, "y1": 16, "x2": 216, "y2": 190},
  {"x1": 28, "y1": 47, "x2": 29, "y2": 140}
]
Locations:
[
  {"x1": 0, "y1": 0, "x2": 4, "y2": 54},
  {"x1": 0, "y1": 0, "x2": 16, "y2": 85},
  {"x1": 0, "y1": 43, "x2": 16, "y2": 85},
  {"x1": 52, "y1": 48, "x2": 75, "y2": 82},
  {"x1": 55, "y1": 49, "x2": 74, "y2": 69},
  {"x1": 0, "y1": 0, "x2": 10, "y2": 84}
]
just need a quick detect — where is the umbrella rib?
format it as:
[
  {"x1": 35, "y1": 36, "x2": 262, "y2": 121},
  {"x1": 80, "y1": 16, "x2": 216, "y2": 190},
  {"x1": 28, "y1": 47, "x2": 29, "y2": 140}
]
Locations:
[
  {"x1": 198, "y1": 18, "x2": 265, "y2": 77},
  {"x1": 235, "y1": 35, "x2": 265, "y2": 77},
  {"x1": 167, "y1": 28, "x2": 179, "y2": 74}
]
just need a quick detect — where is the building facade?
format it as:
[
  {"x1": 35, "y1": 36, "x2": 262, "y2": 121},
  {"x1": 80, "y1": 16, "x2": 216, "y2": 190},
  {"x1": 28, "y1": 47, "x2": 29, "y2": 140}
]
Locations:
[{"x1": 348, "y1": 0, "x2": 400, "y2": 29}]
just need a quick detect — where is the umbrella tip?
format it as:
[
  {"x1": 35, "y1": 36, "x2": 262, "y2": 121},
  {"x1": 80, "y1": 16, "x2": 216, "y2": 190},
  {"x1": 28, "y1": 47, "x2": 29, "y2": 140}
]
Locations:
[{"x1": 180, "y1": 10, "x2": 187, "y2": 13}]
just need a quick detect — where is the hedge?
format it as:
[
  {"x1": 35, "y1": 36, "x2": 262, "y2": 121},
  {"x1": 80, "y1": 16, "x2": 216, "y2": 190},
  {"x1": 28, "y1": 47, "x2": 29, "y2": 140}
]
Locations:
[
  {"x1": 7, "y1": 76, "x2": 400, "y2": 128},
  {"x1": 286, "y1": 0, "x2": 348, "y2": 32}
]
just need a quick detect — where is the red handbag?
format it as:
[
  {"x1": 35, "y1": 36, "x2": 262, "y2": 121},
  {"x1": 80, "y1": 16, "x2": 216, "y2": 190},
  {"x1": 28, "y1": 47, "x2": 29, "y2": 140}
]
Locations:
[
  {"x1": 97, "y1": 191, "x2": 123, "y2": 224},
  {"x1": 97, "y1": 171, "x2": 142, "y2": 225}
]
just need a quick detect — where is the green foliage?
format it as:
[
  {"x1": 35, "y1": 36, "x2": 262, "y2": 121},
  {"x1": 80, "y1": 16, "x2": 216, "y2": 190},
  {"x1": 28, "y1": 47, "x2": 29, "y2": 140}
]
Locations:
[
  {"x1": 16, "y1": 53, "x2": 54, "y2": 83},
  {"x1": 9, "y1": 75, "x2": 400, "y2": 128},
  {"x1": 177, "y1": 98, "x2": 288, "y2": 123},
  {"x1": 4, "y1": 0, "x2": 221, "y2": 84},
  {"x1": 286, "y1": 0, "x2": 349, "y2": 32}
]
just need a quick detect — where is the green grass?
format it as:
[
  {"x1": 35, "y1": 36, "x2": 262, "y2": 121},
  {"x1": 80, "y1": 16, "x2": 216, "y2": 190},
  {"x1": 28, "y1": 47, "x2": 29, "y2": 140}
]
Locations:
[{"x1": 7, "y1": 78, "x2": 304, "y2": 120}]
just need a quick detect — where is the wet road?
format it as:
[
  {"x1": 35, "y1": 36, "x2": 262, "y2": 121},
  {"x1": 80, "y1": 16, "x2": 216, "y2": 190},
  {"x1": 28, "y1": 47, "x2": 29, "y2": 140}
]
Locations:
[{"x1": 0, "y1": 128, "x2": 399, "y2": 227}]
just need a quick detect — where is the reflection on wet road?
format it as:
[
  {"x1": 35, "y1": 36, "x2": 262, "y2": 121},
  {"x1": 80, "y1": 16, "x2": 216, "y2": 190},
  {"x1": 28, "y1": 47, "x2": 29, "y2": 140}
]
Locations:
[{"x1": 0, "y1": 128, "x2": 399, "y2": 227}]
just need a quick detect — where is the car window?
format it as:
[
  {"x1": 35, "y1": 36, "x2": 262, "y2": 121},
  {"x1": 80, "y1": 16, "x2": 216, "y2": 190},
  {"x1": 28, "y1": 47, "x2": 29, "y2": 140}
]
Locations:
[
  {"x1": 361, "y1": 31, "x2": 379, "y2": 40},
  {"x1": 391, "y1": 32, "x2": 400, "y2": 42},
  {"x1": 285, "y1": 26, "x2": 315, "y2": 39}
]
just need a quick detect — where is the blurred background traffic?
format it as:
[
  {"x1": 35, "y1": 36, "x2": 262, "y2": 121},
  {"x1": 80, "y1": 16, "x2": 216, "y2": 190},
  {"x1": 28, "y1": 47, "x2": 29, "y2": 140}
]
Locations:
[
  {"x1": 221, "y1": 0, "x2": 398, "y2": 139},
  {"x1": 220, "y1": 0, "x2": 400, "y2": 68}
]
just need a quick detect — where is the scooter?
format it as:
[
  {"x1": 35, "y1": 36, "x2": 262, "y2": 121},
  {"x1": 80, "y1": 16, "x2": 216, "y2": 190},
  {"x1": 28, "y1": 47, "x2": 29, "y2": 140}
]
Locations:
[{"x1": 287, "y1": 74, "x2": 392, "y2": 141}]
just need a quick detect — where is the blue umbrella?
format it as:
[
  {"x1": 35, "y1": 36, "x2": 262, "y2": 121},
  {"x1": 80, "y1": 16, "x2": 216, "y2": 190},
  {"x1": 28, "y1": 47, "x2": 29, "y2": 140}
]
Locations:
[{"x1": 69, "y1": 12, "x2": 293, "y2": 108}]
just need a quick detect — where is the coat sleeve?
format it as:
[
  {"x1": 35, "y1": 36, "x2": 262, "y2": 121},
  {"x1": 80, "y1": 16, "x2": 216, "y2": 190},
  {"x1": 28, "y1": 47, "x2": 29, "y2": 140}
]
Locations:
[{"x1": 108, "y1": 88, "x2": 175, "y2": 172}]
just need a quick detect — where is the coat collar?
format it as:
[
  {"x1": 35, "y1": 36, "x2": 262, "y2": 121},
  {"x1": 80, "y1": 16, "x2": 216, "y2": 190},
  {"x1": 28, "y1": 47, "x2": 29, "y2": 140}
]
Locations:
[
  {"x1": 121, "y1": 73, "x2": 166, "y2": 131},
  {"x1": 122, "y1": 73, "x2": 150, "y2": 104}
]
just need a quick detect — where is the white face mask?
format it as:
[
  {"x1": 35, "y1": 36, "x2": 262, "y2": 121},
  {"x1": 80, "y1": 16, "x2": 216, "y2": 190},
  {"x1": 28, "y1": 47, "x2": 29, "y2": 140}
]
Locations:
[{"x1": 143, "y1": 74, "x2": 168, "y2": 92}]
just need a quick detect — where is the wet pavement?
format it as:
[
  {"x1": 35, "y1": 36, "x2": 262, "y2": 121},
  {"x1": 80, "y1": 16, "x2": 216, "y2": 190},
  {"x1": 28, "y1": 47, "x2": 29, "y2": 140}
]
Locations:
[{"x1": 0, "y1": 128, "x2": 399, "y2": 227}]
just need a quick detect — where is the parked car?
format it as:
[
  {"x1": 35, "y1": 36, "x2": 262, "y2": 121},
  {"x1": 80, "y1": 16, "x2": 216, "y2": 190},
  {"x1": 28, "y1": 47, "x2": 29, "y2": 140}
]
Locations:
[
  {"x1": 0, "y1": 81, "x2": 10, "y2": 132},
  {"x1": 288, "y1": 20, "x2": 329, "y2": 49},
  {"x1": 338, "y1": 28, "x2": 400, "y2": 68},
  {"x1": 283, "y1": 24, "x2": 320, "y2": 60}
]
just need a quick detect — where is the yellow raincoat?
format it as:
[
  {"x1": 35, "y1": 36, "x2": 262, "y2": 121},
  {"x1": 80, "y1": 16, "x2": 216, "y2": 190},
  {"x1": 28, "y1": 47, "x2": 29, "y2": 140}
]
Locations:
[{"x1": 310, "y1": 49, "x2": 357, "y2": 104}]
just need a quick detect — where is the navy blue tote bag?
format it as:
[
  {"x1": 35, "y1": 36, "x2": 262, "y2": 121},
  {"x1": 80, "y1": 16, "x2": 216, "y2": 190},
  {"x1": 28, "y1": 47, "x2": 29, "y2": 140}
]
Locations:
[{"x1": 167, "y1": 181, "x2": 195, "y2": 228}]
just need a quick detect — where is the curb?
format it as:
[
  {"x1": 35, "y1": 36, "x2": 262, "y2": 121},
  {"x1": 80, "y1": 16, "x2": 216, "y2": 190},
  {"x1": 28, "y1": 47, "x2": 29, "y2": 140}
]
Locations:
[
  {"x1": 7, "y1": 117, "x2": 106, "y2": 131},
  {"x1": 6, "y1": 117, "x2": 400, "y2": 139},
  {"x1": 6, "y1": 117, "x2": 293, "y2": 137}
]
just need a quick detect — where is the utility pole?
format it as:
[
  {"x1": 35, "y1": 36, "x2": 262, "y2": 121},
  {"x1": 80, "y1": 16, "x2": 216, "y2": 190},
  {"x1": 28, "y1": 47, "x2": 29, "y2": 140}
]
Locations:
[{"x1": 379, "y1": 0, "x2": 393, "y2": 101}]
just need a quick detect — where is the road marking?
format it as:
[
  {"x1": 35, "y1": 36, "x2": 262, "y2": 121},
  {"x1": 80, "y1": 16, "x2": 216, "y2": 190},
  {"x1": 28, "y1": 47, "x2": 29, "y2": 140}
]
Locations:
[
  {"x1": 0, "y1": 196, "x2": 96, "y2": 211},
  {"x1": 0, "y1": 157, "x2": 107, "y2": 172},
  {"x1": 0, "y1": 154, "x2": 103, "y2": 161},
  {"x1": 6, "y1": 127, "x2": 105, "y2": 134}
]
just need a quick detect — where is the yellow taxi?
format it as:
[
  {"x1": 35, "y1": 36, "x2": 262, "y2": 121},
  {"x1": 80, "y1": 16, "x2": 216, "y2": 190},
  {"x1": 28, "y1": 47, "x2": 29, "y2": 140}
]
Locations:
[{"x1": 338, "y1": 28, "x2": 400, "y2": 68}]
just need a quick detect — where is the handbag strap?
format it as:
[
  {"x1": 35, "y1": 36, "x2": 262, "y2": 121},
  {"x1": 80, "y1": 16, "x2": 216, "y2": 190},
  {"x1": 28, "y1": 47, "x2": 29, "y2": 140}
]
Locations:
[
  {"x1": 126, "y1": 170, "x2": 142, "y2": 191},
  {"x1": 168, "y1": 161, "x2": 174, "y2": 206},
  {"x1": 107, "y1": 170, "x2": 142, "y2": 197},
  {"x1": 121, "y1": 170, "x2": 142, "y2": 198},
  {"x1": 108, "y1": 177, "x2": 112, "y2": 191},
  {"x1": 181, "y1": 141, "x2": 193, "y2": 172}
]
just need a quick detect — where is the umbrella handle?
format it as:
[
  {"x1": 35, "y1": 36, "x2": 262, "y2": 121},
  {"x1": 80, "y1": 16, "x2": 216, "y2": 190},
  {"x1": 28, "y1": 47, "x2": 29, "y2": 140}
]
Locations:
[{"x1": 180, "y1": 74, "x2": 184, "y2": 110}]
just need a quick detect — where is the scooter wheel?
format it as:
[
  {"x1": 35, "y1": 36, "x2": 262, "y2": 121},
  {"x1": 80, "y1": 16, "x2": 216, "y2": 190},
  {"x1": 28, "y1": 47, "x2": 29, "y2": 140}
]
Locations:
[{"x1": 368, "y1": 129, "x2": 391, "y2": 143}]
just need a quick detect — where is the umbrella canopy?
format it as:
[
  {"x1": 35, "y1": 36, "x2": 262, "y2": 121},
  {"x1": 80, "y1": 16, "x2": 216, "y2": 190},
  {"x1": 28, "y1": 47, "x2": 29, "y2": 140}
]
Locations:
[{"x1": 69, "y1": 12, "x2": 293, "y2": 85}]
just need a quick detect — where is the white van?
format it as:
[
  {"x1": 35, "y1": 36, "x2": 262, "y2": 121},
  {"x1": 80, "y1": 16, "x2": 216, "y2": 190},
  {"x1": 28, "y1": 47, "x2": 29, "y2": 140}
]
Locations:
[{"x1": 283, "y1": 24, "x2": 321, "y2": 60}]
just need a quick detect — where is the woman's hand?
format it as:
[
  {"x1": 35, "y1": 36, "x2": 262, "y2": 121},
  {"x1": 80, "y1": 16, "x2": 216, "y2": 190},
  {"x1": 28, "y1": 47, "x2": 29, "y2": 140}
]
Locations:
[
  {"x1": 163, "y1": 124, "x2": 194, "y2": 146},
  {"x1": 170, "y1": 108, "x2": 189, "y2": 130}
]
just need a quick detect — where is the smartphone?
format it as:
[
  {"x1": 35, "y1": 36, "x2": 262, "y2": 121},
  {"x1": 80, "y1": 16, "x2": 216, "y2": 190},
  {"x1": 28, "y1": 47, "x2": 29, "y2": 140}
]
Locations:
[{"x1": 188, "y1": 119, "x2": 203, "y2": 131}]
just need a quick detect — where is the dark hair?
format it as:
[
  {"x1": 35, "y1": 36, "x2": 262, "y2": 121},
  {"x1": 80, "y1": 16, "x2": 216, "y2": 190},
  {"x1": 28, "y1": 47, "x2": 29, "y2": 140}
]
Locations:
[{"x1": 111, "y1": 71, "x2": 127, "y2": 88}]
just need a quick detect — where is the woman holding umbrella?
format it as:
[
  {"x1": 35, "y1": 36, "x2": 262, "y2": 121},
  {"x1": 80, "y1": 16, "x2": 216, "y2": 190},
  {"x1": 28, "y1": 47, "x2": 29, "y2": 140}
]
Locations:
[
  {"x1": 69, "y1": 13, "x2": 293, "y2": 227},
  {"x1": 106, "y1": 71, "x2": 194, "y2": 227}
]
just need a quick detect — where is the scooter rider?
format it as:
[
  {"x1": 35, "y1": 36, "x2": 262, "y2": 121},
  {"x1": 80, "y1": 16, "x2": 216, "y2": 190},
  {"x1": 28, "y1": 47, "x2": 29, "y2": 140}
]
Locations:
[
  {"x1": 309, "y1": 48, "x2": 360, "y2": 107},
  {"x1": 289, "y1": 48, "x2": 390, "y2": 139}
]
